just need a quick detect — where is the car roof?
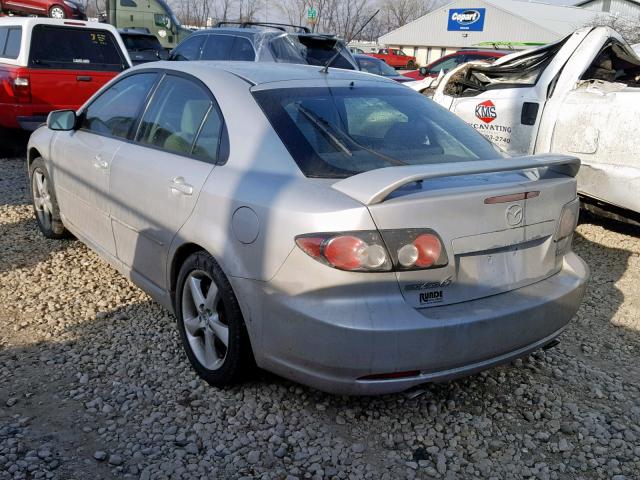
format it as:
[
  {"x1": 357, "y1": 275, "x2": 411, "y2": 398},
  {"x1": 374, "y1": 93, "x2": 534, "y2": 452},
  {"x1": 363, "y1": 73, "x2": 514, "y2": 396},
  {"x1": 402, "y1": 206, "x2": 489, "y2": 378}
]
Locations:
[
  {"x1": 0, "y1": 17, "x2": 117, "y2": 31},
  {"x1": 138, "y1": 60, "x2": 395, "y2": 86}
]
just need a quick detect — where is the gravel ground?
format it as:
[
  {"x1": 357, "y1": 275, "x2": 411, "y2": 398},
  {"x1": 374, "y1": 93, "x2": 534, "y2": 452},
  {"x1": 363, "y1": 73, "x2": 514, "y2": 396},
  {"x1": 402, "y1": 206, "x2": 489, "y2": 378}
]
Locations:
[{"x1": 1, "y1": 155, "x2": 640, "y2": 480}]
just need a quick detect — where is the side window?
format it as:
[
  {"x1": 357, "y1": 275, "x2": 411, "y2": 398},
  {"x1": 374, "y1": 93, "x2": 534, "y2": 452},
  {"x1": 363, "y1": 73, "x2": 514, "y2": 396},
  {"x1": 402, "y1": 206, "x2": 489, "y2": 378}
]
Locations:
[
  {"x1": 171, "y1": 35, "x2": 204, "y2": 61},
  {"x1": 83, "y1": 73, "x2": 157, "y2": 138},
  {"x1": 230, "y1": 37, "x2": 255, "y2": 61},
  {"x1": 29, "y1": 25, "x2": 125, "y2": 71},
  {"x1": 0, "y1": 26, "x2": 21, "y2": 59},
  {"x1": 428, "y1": 57, "x2": 459, "y2": 75},
  {"x1": 0, "y1": 28, "x2": 6, "y2": 55},
  {"x1": 200, "y1": 34, "x2": 235, "y2": 61},
  {"x1": 193, "y1": 107, "x2": 224, "y2": 162},
  {"x1": 120, "y1": 0, "x2": 137, "y2": 6},
  {"x1": 5, "y1": 28, "x2": 21, "y2": 59},
  {"x1": 136, "y1": 75, "x2": 220, "y2": 160}
]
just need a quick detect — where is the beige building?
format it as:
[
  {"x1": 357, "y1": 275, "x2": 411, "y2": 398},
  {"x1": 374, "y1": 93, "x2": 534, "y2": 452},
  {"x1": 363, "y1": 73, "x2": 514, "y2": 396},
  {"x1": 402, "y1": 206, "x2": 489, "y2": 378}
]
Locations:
[{"x1": 379, "y1": 0, "x2": 602, "y2": 67}]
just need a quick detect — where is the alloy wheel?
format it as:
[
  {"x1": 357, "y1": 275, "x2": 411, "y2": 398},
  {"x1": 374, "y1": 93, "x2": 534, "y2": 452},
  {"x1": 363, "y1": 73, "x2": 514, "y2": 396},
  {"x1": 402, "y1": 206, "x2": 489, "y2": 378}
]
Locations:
[
  {"x1": 181, "y1": 270, "x2": 229, "y2": 370},
  {"x1": 32, "y1": 169, "x2": 54, "y2": 232},
  {"x1": 50, "y1": 7, "x2": 65, "y2": 18}
]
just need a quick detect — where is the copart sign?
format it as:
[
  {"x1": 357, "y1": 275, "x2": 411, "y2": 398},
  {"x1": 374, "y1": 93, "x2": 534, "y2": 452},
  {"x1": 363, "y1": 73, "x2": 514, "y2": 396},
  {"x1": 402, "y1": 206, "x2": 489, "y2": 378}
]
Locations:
[{"x1": 447, "y1": 8, "x2": 486, "y2": 31}]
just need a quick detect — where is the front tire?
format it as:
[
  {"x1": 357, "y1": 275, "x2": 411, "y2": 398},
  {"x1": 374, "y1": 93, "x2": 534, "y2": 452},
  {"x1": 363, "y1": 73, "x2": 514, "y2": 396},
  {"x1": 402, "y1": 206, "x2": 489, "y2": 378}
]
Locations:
[
  {"x1": 49, "y1": 5, "x2": 66, "y2": 18},
  {"x1": 406, "y1": 60, "x2": 416, "y2": 70},
  {"x1": 175, "y1": 251, "x2": 253, "y2": 387},
  {"x1": 29, "y1": 157, "x2": 68, "y2": 239}
]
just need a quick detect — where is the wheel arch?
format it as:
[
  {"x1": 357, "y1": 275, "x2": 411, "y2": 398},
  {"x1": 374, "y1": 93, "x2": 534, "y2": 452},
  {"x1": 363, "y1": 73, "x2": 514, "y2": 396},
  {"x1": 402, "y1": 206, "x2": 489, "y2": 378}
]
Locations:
[{"x1": 27, "y1": 147, "x2": 42, "y2": 172}]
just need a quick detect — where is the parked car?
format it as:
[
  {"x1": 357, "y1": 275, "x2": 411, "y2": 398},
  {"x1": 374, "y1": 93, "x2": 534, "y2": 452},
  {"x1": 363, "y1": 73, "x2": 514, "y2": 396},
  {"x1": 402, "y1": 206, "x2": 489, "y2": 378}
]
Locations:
[
  {"x1": 431, "y1": 27, "x2": 640, "y2": 220},
  {"x1": 119, "y1": 28, "x2": 168, "y2": 65},
  {"x1": 27, "y1": 61, "x2": 588, "y2": 395},
  {"x1": 403, "y1": 49, "x2": 508, "y2": 81},
  {"x1": 0, "y1": 18, "x2": 131, "y2": 139},
  {"x1": 169, "y1": 21, "x2": 358, "y2": 69},
  {"x1": 0, "y1": 0, "x2": 86, "y2": 19},
  {"x1": 368, "y1": 47, "x2": 416, "y2": 69},
  {"x1": 354, "y1": 54, "x2": 413, "y2": 83}
]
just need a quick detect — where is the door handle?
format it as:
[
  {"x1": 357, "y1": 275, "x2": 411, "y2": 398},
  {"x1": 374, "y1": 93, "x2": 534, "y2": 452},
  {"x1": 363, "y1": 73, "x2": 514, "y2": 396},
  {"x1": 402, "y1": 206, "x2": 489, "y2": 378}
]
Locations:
[
  {"x1": 170, "y1": 177, "x2": 193, "y2": 195},
  {"x1": 77, "y1": 75, "x2": 92, "y2": 82},
  {"x1": 93, "y1": 155, "x2": 108, "y2": 169}
]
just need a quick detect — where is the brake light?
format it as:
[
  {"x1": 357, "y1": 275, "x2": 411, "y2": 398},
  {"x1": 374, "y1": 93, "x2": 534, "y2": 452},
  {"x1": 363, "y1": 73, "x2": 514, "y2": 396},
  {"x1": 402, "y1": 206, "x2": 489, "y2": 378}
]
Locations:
[
  {"x1": 397, "y1": 233, "x2": 442, "y2": 268},
  {"x1": 296, "y1": 232, "x2": 391, "y2": 272},
  {"x1": 12, "y1": 73, "x2": 31, "y2": 103},
  {"x1": 295, "y1": 229, "x2": 448, "y2": 272}
]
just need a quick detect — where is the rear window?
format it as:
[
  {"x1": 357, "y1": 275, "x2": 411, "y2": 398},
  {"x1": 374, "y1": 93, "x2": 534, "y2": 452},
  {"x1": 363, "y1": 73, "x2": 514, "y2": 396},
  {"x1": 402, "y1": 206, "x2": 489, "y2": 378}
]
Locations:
[
  {"x1": 253, "y1": 85, "x2": 501, "y2": 178},
  {"x1": 0, "y1": 26, "x2": 22, "y2": 59},
  {"x1": 121, "y1": 34, "x2": 161, "y2": 51},
  {"x1": 29, "y1": 25, "x2": 126, "y2": 71},
  {"x1": 269, "y1": 35, "x2": 355, "y2": 69}
]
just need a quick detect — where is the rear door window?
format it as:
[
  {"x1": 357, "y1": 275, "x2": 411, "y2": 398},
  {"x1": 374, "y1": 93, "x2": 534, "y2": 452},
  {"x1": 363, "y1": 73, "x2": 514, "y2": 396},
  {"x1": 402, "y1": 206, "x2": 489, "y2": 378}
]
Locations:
[
  {"x1": 0, "y1": 26, "x2": 22, "y2": 59},
  {"x1": 136, "y1": 75, "x2": 218, "y2": 159},
  {"x1": 200, "y1": 34, "x2": 236, "y2": 60},
  {"x1": 29, "y1": 25, "x2": 126, "y2": 71},
  {"x1": 230, "y1": 37, "x2": 255, "y2": 61},
  {"x1": 82, "y1": 72, "x2": 157, "y2": 138}
]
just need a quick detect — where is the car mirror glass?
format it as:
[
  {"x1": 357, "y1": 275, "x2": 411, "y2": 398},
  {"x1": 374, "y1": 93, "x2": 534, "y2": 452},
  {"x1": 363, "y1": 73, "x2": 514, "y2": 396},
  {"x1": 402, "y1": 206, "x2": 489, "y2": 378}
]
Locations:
[
  {"x1": 419, "y1": 67, "x2": 427, "y2": 76},
  {"x1": 47, "y1": 110, "x2": 77, "y2": 131}
]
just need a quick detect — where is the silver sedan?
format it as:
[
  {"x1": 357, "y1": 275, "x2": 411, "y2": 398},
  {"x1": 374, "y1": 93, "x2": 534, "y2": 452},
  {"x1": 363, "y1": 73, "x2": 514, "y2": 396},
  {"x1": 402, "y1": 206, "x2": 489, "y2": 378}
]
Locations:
[{"x1": 27, "y1": 61, "x2": 588, "y2": 395}]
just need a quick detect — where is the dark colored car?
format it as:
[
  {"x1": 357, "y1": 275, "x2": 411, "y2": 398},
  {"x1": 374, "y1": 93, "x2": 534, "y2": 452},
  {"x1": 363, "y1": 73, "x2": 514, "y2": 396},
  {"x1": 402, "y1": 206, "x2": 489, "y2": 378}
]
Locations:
[
  {"x1": 0, "y1": 0, "x2": 86, "y2": 19},
  {"x1": 119, "y1": 28, "x2": 168, "y2": 65},
  {"x1": 354, "y1": 54, "x2": 413, "y2": 83},
  {"x1": 169, "y1": 21, "x2": 358, "y2": 70},
  {"x1": 403, "y1": 49, "x2": 508, "y2": 80}
]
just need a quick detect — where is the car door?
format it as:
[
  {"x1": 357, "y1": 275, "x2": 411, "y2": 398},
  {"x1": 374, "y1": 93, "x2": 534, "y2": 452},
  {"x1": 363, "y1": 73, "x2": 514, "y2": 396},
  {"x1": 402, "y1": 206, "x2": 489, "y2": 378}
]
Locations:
[
  {"x1": 108, "y1": 73, "x2": 224, "y2": 289},
  {"x1": 27, "y1": 25, "x2": 129, "y2": 113},
  {"x1": 53, "y1": 72, "x2": 158, "y2": 256}
]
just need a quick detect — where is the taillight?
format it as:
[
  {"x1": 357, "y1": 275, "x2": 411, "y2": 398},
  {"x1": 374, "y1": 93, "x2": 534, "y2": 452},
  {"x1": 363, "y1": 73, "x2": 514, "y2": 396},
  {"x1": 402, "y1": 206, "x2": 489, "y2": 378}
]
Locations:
[
  {"x1": 379, "y1": 229, "x2": 448, "y2": 271},
  {"x1": 295, "y1": 229, "x2": 448, "y2": 272},
  {"x1": 296, "y1": 232, "x2": 391, "y2": 272},
  {"x1": 12, "y1": 72, "x2": 31, "y2": 103},
  {"x1": 555, "y1": 199, "x2": 579, "y2": 241}
]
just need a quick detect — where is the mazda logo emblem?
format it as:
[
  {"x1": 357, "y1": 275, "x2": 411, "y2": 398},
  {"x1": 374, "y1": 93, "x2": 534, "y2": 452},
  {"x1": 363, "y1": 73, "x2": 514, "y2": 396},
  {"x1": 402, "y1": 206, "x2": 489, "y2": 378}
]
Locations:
[{"x1": 506, "y1": 204, "x2": 523, "y2": 226}]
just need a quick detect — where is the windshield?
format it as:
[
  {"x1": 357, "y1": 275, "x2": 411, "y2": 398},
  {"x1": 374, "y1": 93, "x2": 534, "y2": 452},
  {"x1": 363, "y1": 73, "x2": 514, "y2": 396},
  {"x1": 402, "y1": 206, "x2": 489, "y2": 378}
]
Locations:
[
  {"x1": 122, "y1": 34, "x2": 161, "y2": 51},
  {"x1": 269, "y1": 34, "x2": 355, "y2": 69},
  {"x1": 357, "y1": 56, "x2": 398, "y2": 77},
  {"x1": 253, "y1": 85, "x2": 502, "y2": 178}
]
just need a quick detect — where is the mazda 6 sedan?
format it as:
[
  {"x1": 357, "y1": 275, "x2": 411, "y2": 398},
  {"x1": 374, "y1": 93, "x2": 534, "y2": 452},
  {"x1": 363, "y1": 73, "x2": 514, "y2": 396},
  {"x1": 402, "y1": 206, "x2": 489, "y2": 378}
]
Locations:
[{"x1": 27, "y1": 62, "x2": 588, "y2": 395}]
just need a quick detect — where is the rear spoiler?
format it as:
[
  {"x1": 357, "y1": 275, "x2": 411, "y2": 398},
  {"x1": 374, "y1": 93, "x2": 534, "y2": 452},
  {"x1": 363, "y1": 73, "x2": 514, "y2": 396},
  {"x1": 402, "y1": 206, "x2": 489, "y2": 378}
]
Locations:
[{"x1": 332, "y1": 154, "x2": 580, "y2": 205}]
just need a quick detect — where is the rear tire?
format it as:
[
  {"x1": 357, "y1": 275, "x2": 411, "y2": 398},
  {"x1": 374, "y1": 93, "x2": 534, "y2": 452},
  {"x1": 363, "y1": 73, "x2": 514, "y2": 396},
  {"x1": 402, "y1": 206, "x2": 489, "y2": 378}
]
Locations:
[
  {"x1": 29, "y1": 157, "x2": 69, "y2": 239},
  {"x1": 175, "y1": 251, "x2": 254, "y2": 387},
  {"x1": 49, "y1": 5, "x2": 66, "y2": 18}
]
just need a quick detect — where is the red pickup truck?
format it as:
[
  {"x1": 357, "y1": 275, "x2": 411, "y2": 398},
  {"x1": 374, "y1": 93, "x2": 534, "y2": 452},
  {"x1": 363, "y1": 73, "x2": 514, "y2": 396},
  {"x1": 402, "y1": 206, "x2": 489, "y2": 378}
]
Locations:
[{"x1": 367, "y1": 48, "x2": 416, "y2": 69}]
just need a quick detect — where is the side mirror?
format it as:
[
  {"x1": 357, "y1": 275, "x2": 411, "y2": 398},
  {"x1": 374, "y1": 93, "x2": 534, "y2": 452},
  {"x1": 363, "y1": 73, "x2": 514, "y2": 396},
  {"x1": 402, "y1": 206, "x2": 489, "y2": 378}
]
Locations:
[
  {"x1": 419, "y1": 66, "x2": 428, "y2": 76},
  {"x1": 47, "y1": 110, "x2": 77, "y2": 131},
  {"x1": 158, "y1": 49, "x2": 170, "y2": 60}
]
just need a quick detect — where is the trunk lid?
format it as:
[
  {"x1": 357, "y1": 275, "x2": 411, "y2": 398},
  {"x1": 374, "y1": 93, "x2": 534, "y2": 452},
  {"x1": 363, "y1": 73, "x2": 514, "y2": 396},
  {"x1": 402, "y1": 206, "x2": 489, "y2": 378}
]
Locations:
[{"x1": 332, "y1": 155, "x2": 579, "y2": 308}]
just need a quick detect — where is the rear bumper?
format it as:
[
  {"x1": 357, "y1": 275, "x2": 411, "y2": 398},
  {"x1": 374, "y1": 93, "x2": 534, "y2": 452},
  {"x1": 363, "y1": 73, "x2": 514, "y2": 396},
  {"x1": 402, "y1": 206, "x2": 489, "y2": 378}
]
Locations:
[
  {"x1": 17, "y1": 115, "x2": 47, "y2": 131},
  {"x1": 235, "y1": 252, "x2": 588, "y2": 395}
]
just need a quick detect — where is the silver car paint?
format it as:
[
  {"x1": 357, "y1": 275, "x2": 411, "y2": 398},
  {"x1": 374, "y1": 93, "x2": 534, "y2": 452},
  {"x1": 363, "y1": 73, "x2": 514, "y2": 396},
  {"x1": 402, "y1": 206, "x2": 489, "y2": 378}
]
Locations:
[{"x1": 28, "y1": 62, "x2": 588, "y2": 395}]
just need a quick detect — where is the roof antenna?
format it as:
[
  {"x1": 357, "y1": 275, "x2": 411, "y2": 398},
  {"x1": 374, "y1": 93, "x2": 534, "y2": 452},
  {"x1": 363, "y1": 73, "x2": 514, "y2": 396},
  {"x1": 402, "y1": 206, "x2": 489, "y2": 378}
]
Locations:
[{"x1": 321, "y1": 9, "x2": 380, "y2": 74}]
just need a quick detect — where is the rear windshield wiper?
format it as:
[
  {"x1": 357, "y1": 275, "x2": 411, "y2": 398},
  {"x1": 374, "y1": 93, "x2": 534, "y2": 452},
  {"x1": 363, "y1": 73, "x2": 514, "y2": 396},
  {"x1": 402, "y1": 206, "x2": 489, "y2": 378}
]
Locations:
[
  {"x1": 295, "y1": 104, "x2": 408, "y2": 166},
  {"x1": 296, "y1": 105, "x2": 353, "y2": 157}
]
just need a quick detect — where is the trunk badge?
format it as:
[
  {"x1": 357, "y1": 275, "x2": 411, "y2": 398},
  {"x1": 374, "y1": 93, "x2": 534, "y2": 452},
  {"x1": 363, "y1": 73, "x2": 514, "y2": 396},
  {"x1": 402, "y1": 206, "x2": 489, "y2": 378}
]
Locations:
[{"x1": 506, "y1": 204, "x2": 523, "y2": 226}]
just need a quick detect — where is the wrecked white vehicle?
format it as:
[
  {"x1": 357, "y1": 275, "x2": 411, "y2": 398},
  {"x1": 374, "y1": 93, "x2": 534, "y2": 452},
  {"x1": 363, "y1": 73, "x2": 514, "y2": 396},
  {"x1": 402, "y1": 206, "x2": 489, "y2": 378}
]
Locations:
[{"x1": 432, "y1": 27, "x2": 640, "y2": 218}]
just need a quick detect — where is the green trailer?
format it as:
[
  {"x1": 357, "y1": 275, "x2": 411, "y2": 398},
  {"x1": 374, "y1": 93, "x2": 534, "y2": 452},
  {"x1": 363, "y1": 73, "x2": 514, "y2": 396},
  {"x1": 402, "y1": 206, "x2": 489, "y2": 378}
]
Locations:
[{"x1": 105, "y1": 0, "x2": 192, "y2": 49}]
